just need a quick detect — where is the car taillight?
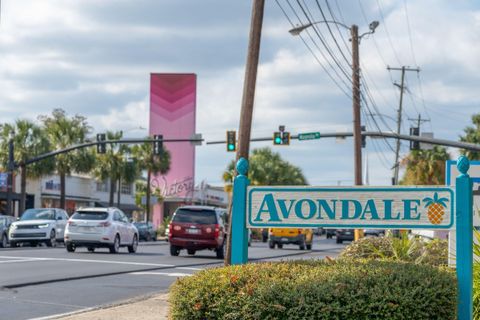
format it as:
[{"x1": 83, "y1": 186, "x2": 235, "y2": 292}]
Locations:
[
  {"x1": 214, "y1": 224, "x2": 220, "y2": 238},
  {"x1": 98, "y1": 221, "x2": 111, "y2": 227},
  {"x1": 173, "y1": 225, "x2": 181, "y2": 231}
]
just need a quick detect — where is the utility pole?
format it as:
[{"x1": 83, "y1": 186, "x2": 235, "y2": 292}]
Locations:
[
  {"x1": 351, "y1": 25, "x2": 362, "y2": 187},
  {"x1": 225, "y1": 0, "x2": 265, "y2": 265},
  {"x1": 387, "y1": 66, "x2": 420, "y2": 185},
  {"x1": 408, "y1": 113, "x2": 430, "y2": 130},
  {"x1": 351, "y1": 25, "x2": 364, "y2": 241}
]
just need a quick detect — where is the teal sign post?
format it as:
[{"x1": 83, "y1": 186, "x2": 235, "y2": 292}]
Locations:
[
  {"x1": 298, "y1": 132, "x2": 320, "y2": 141},
  {"x1": 230, "y1": 156, "x2": 473, "y2": 319}
]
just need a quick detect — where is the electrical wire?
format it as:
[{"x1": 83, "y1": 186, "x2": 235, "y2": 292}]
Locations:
[
  {"x1": 325, "y1": 0, "x2": 351, "y2": 55},
  {"x1": 375, "y1": 0, "x2": 403, "y2": 66},
  {"x1": 275, "y1": 0, "x2": 352, "y2": 98},
  {"x1": 403, "y1": 0, "x2": 418, "y2": 67}
]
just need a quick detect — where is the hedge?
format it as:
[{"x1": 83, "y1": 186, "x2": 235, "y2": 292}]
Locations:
[
  {"x1": 338, "y1": 235, "x2": 448, "y2": 266},
  {"x1": 169, "y1": 260, "x2": 456, "y2": 320}
]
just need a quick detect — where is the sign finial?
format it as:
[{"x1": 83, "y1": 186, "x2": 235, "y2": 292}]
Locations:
[
  {"x1": 457, "y1": 155, "x2": 470, "y2": 175},
  {"x1": 236, "y1": 158, "x2": 249, "y2": 176}
]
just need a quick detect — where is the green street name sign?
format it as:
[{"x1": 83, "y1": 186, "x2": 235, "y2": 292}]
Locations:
[
  {"x1": 247, "y1": 186, "x2": 454, "y2": 229},
  {"x1": 298, "y1": 132, "x2": 320, "y2": 141}
]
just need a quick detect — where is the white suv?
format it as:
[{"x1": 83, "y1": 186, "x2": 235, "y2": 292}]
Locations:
[
  {"x1": 64, "y1": 207, "x2": 138, "y2": 254},
  {"x1": 9, "y1": 208, "x2": 68, "y2": 247}
]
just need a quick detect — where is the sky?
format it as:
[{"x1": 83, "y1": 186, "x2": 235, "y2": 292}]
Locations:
[{"x1": 0, "y1": 0, "x2": 478, "y2": 187}]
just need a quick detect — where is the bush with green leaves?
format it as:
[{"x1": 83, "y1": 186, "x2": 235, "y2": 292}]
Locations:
[
  {"x1": 339, "y1": 235, "x2": 448, "y2": 266},
  {"x1": 170, "y1": 260, "x2": 456, "y2": 320}
]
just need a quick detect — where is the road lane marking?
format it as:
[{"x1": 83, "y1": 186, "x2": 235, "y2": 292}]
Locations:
[
  {"x1": 175, "y1": 267, "x2": 203, "y2": 271},
  {"x1": 0, "y1": 259, "x2": 41, "y2": 264},
  {"x1": 130, "y1": 271, "x2": 192, "y2": 277},
  {"x1": 0, "y1": 255, "x2": 174, "y2": 267}
]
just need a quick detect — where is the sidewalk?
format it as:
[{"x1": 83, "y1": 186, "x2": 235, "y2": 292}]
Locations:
[{"x1": 55, "y1": 293, "x2": 169, "y2": 320}]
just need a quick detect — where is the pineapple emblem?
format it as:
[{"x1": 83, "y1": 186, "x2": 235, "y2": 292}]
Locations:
[{"x1": 422, "y1": 192, "x2": 449, "y2": 225}]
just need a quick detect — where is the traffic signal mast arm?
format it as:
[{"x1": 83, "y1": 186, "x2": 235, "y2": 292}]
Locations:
[
  {"x1": 20, "y1": 137, "x2": 203, "y2": 168},
  {"x1": 206, "y1": 131, "x2": 480, "y2": 152}
]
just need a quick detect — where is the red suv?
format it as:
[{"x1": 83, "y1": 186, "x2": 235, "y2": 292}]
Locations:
[{"x1": 168, "y1": 206, "x2": 226, "y2": 259}]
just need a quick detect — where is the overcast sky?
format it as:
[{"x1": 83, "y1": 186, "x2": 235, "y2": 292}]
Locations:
[{"x1": 0, "y1": 0, "x2": 478, "y2": 186}]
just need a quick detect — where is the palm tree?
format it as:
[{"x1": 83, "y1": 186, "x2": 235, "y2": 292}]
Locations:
[
  {"x1": 132, "y1": 139, "x2": 170, "y2": 223},
  {"x1": 400, "y1": 146, "x2": 450, "y2": 185},
  {"x1": 460, "y1": 113, "x2": 480, "y2": 160},
  {"x1": 0, "y1": 120, "x2": 54, "y2": 214},
  {"x1": 116, "y1": 145, "x2": 140, "y2": 207},
  {"x1": 39, "y1": 109, "x2": 95, "y2": 209},
  {"x1": 93, "y1": 131, "x2": 124, "y2": 206}
]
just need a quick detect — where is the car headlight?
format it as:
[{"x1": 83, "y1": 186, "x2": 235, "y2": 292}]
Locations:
[
  {"x1": 10, "y1": 224, "x2": 17, "y2": 230},
  {"x1": 37, "y1": 223, "x2": 50, "y2": 229}
]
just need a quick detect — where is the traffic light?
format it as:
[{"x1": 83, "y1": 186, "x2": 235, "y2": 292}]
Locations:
[
  {"x1": 273, "y1": 131, "x2": 290, "y2": 145},
  {"x1": 153, "y1": 134, "x2": 163, "y2": 155},
  {"x1": 273, "y1": 132, "x2": 282, "y2": 145},
  {"x1": 409, "y1": 127, "x2": 420, "y2": 150},
  {"x1": 96, "y1": 133, "x2": 106, "y2": 154},
  {"x1": 361, "y1": 125, "x2": 366, "y2": 148},
  {"x1": 282, "y1": 132, "x2": 290, "y2": 145},
  {"x1": 226, "y1": 131, "x2": 236, "y2": 152}
]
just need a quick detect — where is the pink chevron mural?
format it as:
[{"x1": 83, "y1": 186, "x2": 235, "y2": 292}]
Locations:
[{"x1": 149, "y1": 73, "x2": 196, "y2": 226}]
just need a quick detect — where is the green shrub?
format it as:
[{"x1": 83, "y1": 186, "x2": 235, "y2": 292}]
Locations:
[
  {"x1": 170, "y1": 260, "x2": 456, "y2": 320},
  {"x1": 339, "y1": 235, "x2": 448, "y2": 266}
]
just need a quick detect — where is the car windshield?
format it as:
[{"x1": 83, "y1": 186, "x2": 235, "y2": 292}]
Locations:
[
  {"x1": 134, "y1": 222, "x2": 147, "y2": 229},
  {"x1": 71, "y1": 211, "x2": 109, "y2": 220},
  {"x1": 173, "y1": 209, "x2": 217, "y2": 224},
  {"x1": 20, "y1": 209, "x2": 55, "y2": 221},
  {"x1": 0, "y1": 218, "x2": 5, "y2": 227}
]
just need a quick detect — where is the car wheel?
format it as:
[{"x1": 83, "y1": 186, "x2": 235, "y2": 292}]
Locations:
[
  {"x1": 299, "y1": 244, "x2": 305, "y2": 250},
  {"x1": 306, "y1": 244, "x2": 312, "y2": 250},
  {"x1": 66, "y1": 243, "x2": 75, "y2": 252},
  {"x1": 146, "y1": 233, "x2": 152, "y2": 242},
  {"x1": 153, "y1": 233, "x2": 157, "y2": 241},
  {"x1": 277, "y1": 243, "x2": 283, "y2": 249},
  {"x1": 87, "y1": 247, "x2": 95, "y2": 253},
  {"x1": 326, "y1": 234, "x2": 331, "y2": 239},
  {"x1": 128, "y1": 235, "x2": 138, "y2": 253},
  {"x1": 268, "y1": 241, "x2": 275, "y2": 249},
  {"x1": 30, "y1": 242, "x2": 37, "y2": 247},
  {"x1": 187, "y1": 249, "x2": 196, "y2": 255},
  {"x1": 109, "y1": 234, "x2": 120, "y2": 254},
  {"x1": 0, "y1": 233, "x2": 7, "y2": 248},
  {"x1": 170, "y1": 245, "x2": 180, "y2": 256},
  {"x1": 336, "y1": 238, "x2": 343, "y2": 244},
  {"x1": 216, "y1": 242, "x2": 225, "y2": 259},
  {"x1": 46, "y1": 230, "x2": 56, "y2": 248},
  {"x1": 10, "y1": 241, "x2": 17, "y2": 247}
]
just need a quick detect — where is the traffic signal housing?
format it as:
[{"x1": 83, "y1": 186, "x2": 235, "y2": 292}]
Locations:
[
  {"x1": 409, "y1": 127, "x2": 420, "y2": 150},
  {"x1": 361, "y1": 125, "x2": 366, "y2": 148},
  {"x1": 273, "y1": 131, "x2": 290, "y2": 145},
  {"x1": 153, "y1": 134, "x2": 163, "y2": 155},
  {"x1": 96, "y1": 133, "x2": 106, "y2": 154},
  {"x1": 226, "y1": 131, "x2": 236, "y2": 152}
]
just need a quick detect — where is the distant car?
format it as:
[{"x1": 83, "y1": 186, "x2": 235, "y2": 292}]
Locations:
[
  {"x1": 326, "y1": 229, "x2": 336, "y2": 239},
  {"x1": 0, "y1": 215, "x2": 15, "y2": 248},
  {"x1": 168, "y1": 206, "x2": 226, "y2": 258},
  {"x1": 261, "y1": 228, "x2": 268, "y2": 242},
  {"x1": 64, "y1": 207, "x2": 138, "y2": 254},
  {"x1": 133, "y1": 222, "x2": 157, "y2": 241},
  {"x1": 336, "y1": 229, "x2": 354, "y2": 244},
  {"x1": 364, "y1": 229, "x2": 385, "y2": 237},
  {"x1": 268, "y1": 228, "x2": 313, "y2": 250},
  {"x1": 9, "y1": 208, "x2": 68, "y2": 247}
]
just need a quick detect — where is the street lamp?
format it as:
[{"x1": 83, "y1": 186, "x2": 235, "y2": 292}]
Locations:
[{"x1": 290, "y1": 19, "x2": 379, "y2": 240}]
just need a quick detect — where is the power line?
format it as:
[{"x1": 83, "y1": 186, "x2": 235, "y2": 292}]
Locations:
[
  {"x1": 402, "y1": 0, "x2": 418, "y2": 67},
  {"x1": 314, "y1": 0, "x2": 351, "y2": 66},
  {"x1": 275, "y1": 0, "x2": 352, "y2": 98},
  {"x1": 375, "y1": 0, "x2": 402, "y2": 66},
  {"x1": 325, "y1": 0, "x2": 351, "y2": 55},
  {"x1": 294, "y1": 0, "x2": 353, "y2": 83}
]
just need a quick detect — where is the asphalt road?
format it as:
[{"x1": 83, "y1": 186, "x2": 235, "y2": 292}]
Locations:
[{"x1": 0, "y1": 236, "x2": 345, "y2": 320}]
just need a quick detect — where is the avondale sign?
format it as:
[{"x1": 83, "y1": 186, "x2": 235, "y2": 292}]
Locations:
[{"x1": 247, "y1": 187, "x2": 454, "y2": 229}]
